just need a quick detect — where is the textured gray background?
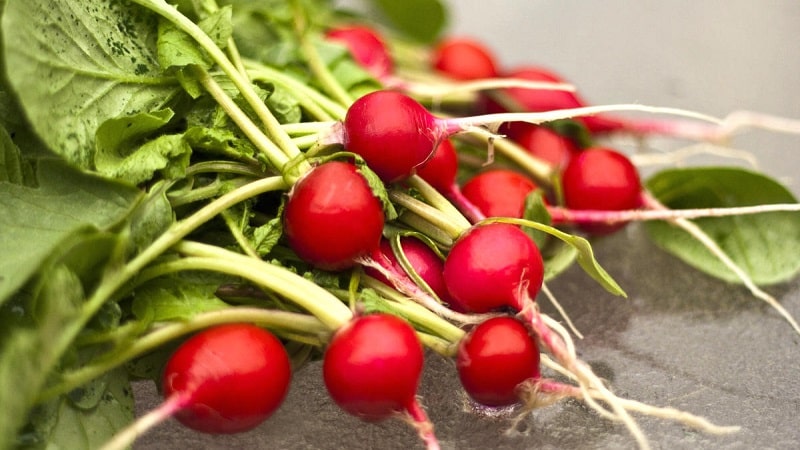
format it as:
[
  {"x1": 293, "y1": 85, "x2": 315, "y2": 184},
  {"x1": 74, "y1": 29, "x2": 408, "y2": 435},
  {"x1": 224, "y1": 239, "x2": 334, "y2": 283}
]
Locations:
[{"x1": 133, "y1": 1, "x2": 800, "y2": 448}]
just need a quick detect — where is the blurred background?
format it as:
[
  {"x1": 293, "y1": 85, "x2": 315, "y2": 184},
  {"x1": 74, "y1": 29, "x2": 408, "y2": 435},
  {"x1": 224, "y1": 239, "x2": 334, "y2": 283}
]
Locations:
[{"x1": 343, "y1": 0, "x2": 800, "y2": 193}]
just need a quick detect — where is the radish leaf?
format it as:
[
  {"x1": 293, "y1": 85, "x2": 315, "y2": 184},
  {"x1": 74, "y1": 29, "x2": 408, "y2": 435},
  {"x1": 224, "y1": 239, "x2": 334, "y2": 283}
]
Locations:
[
  {"x1": 645, "y1": 167, "x2": 800, "y2": 285},
  {"x1": 2, "y1": 0, "x2": 182, "y2": 169}
]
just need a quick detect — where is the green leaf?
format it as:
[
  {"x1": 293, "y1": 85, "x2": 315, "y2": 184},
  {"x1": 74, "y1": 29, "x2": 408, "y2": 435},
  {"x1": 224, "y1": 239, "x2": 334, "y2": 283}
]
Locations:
[
  {"x1": 184, "y1": 125, "x2": 258, "y2": 159},
  {"x1": 0, "y1": 265, "x2": 82, "y2": 450},
  {"x1": 645, "y1": 167, "x2": 800, "y2": 285},
  {"x1": 95, "y1": 109, "x2": 192, "y2": 185},
  {"x1": 252, "y1": 217, "x2": 284, "y2": 257},
  {"x1": 2, "y1": 0, "x2": 182, "y2": 168},
  {"x1": 0, "y1": 159, "x2": 141, "y2": 306},
  {"x1": 523, "y1": 190, "x2": 552, "y2": 248},
  {"x1": 510, "y1": 219, "x2": 626, "y2": 297},
  {"x1": 25, "y1": 368, "x2": 134, "y2": 450},
  {"x1": 128, "y1": 181, "x2": 175, "y2": 255},
  {"x1": 370, "y1": 0, "x2": 447, "y2": 43},
  {"x1": 0, "y1": 125, "x2": 35, "y2": 185},
  {"x1": 131, "y1": 272, "x2": 230, "y2": 322}
]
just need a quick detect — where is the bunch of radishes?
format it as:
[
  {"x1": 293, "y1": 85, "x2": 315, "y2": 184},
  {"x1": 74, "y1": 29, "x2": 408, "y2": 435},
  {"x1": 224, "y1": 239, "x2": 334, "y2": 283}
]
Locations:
[{"x1": 92, "y1": 8, "x2": 800, "y2": 450}]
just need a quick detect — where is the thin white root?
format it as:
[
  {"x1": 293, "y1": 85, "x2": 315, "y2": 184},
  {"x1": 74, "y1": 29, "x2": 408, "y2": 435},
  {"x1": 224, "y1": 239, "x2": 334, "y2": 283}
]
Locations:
[
  {"x1": 719, "y1": 110, "x2": 800, "y2": 138},
  {"x1": 642, "y1": 195, "x2": 800, "y2": 336},
  {"x1": 541, "y1": 283, "x2": 584, "y2": 339},
  {"x1": 404, "y1": 78, "x2": 576, "y2": 99},
  {"x1": 523, "y1": 304, "x2": 652, "y2": 450},
  {"x1": 549, "y1": 202, "x2": 800, "y2": 225},
  {"x1": 539, "y1": 355, "x2": 741, "y2": 435}
]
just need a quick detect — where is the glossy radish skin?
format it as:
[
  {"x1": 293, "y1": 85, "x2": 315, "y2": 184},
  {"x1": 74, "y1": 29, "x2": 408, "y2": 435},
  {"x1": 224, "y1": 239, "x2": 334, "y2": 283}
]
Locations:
[
  {"x1": 162, "y1": 324, "x2": 291, "y2": 434},
  {"x1": 364, "y1": 236, "x2": 457, "y2": 308},
  {"x1": 342, "y1": 90, "x2": 443, "y2": 183},
  {"x1": 443, "y1": 223, "x2": 544, "y2": 313},
  {"x1": 457, "y1": 316, "x2": 541, "y2": 406},
  {"x1": 514, "y1": 124, "x2": 580, "y2": 168},
  {"x1": 415, "y1": 139, "x2": 459, "y2": 194},
  {"x1": 283, "y1": 161, "x2": 385, "y2": 270},
  {"x1": 461, "y1": 169, "x2": 538, "y2": 218},
  {"x1": 323, "y1": 314, "x2": 424, "y2": 421},
  {"x1": 431, "y1": 37, "x2": 499, "y2": 80},
  {"x1": 325, "y1": 25, "x2": 393, "y2": 80},
  {"x1": 560, "y1": 147, "x2": 642, "y2": 234}
]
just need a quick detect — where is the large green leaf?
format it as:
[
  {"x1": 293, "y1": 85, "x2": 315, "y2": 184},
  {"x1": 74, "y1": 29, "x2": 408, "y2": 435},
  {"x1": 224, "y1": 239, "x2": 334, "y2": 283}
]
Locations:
[
  {"x1": 0, "y1": 158, "x2": 141, "y2": 305},
  {"x1": 2, "y1": 0, "x2": 182, "y2": 168},
  {"x1": 0, "y1": 265, "x2": 82, "y2": 450},
  {"x1": 645, "y1": 167, "x2": 800, "y2": 285},
  {"x1": 370, "y1": 0, "x2": 447, "y2": 43}
]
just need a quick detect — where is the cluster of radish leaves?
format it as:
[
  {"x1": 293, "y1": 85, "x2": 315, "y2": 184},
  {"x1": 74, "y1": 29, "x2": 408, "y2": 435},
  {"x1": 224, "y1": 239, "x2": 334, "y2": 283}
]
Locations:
[{"x1": 0, "y1": 0, "x2": 798, "y2": 449}]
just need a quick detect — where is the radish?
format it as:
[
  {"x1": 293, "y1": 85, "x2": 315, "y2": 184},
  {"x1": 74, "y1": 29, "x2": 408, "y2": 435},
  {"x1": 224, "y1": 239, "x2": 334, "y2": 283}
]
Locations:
[
  {"x1": 363, "y1": 236, "x2": 464, "y2": 312},
  {"x1": 556, "y1": 147, "x2": 643, "y2": 234},
  {"x1": 99, "y1": 324, "x2": 291, "y2": 450},
  {"x1": 325, "y1": 25, "x2": 394, "y2": 81},
  {"x1": 440, "y1": 221, "x2": 655, "y2": 444},
  {"x1": 282, "y1": 160, "x2": 385, "y2": 270},
  {"x1": 162, "y1": 324, "x2": 291, "y2": 433},
  {"x1": 415, "y1": 139, "x2": 487, "y2": 223},
  {"x1": 340, "y1": 90, "x2": 443, "y2": 183},
  {"x1": 461, "y1": 169, "x2": 540, "y2": 219},
  {"x1": 513, "y1": 123, "x2": 580, "y2": 168},
  {"x1": 414, "y1": 139, "x2": 460, "y2": 195},
  {"x1": 430, "y1": 36, "x2": 499, "y2": 81},
  {"x1": 442, "y1": 222, "x2": 544, "y2": 314},
  {"x1": 456, "y1": 316, "x2": 541, "y2": 407},
  {"x1": 323, "y1": 313, "x2": 439, "y2": 449}
]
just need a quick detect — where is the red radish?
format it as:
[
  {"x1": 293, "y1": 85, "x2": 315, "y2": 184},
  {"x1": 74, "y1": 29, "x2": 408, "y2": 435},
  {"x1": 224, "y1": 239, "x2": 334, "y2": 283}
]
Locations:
[
  {"x1": 415, "y1": 140, "x2": 486, "y2": 224},
  {"x1": 442, "y1": 222, "x2": 544, "y2": 314},
  {"x1": 364, "y1": 236, "x2": 462, "y2": 311},
  {"x1": 337, "y1": 89, "x2": 594, "y2": 184},
  {"x1": 513, "y1": 124, "x2": 580, "y2": 168},
  {"x1": 558, "y1": 147, "x2": 642, "y2": 234},
  {"x1": 341, "y1": 90, "x2": 444, "y2": 183},
  {"x1": 461, "y1": 169, "x2": 539, "y2": 219},
  {"x1": 99, "y1": 324, "x2": 293, "y2": 450},
  {"x1": 457, "y1": 316, "x2": 541, "y2": 407},
  {"x1": 414, "y1": 139, "x2": 459, "y2": 194},
  {"x1": 431, "y1": 37, "x2": 499, "y2": 81},
  {"x1": 364, "y1": 236, "x2": 464, "y2": 312},
  {"x1": 283, "y1": 161, "x2": 385, "y2": 270},
  {"x1": 323, "y1": 313, "x2": 439, "y2": 449},
  {"x1": 325, "y1": 25, "x2": 393, "y2": 81},
  {"x1": 441, "y1": 222, "x2": 649, "y2": 440},
  {"x1": 163, "y1": 324, "x2": 292, "y2": 433}
]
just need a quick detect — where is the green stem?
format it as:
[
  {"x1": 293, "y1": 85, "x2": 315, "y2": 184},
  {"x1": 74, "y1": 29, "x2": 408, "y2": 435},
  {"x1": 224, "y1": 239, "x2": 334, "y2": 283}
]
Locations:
[
  {"x1": 41, "y1": 308, "x2": 327, "y2": 402},
  {"x1": 247, "y1": 62, "x2": 348, "y2": 120},
  {"x1": 174, "y1": 241, "x2": 353, "y2": 329},
  {"x1": 290, "y1": 0, "x2": 354, "y2": 106},
  {"x1": 193, "y1": 66, "x2": 291, "y2": 173},
  {"x1": 168, "y1": 176, "x2": 251, "y2": 207},
  {"x1": 406, "y1": 175, "x2": 471, "y2": 230},
  {"x1": 131, "y1": 0, "x2": 305, "y2": 162},
  {"x1": 360, "y1": 277, "x2": 466, "y2": 343},
  {"x1": 52, "y1": 176, "x2": 289, "y2": 383},
  {"x1": 221, "y1": 209, "x2": 260, "y2": 258},
  {"x1": 389, "y1": 190, "x2": 466, "y2": 240}
]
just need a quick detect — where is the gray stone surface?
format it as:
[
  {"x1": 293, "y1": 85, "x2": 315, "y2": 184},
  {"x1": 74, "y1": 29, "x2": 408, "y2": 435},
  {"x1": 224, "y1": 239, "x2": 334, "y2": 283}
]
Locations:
[{"x1": 131, "y1": 1, "x2": 800, "y2": 448}]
